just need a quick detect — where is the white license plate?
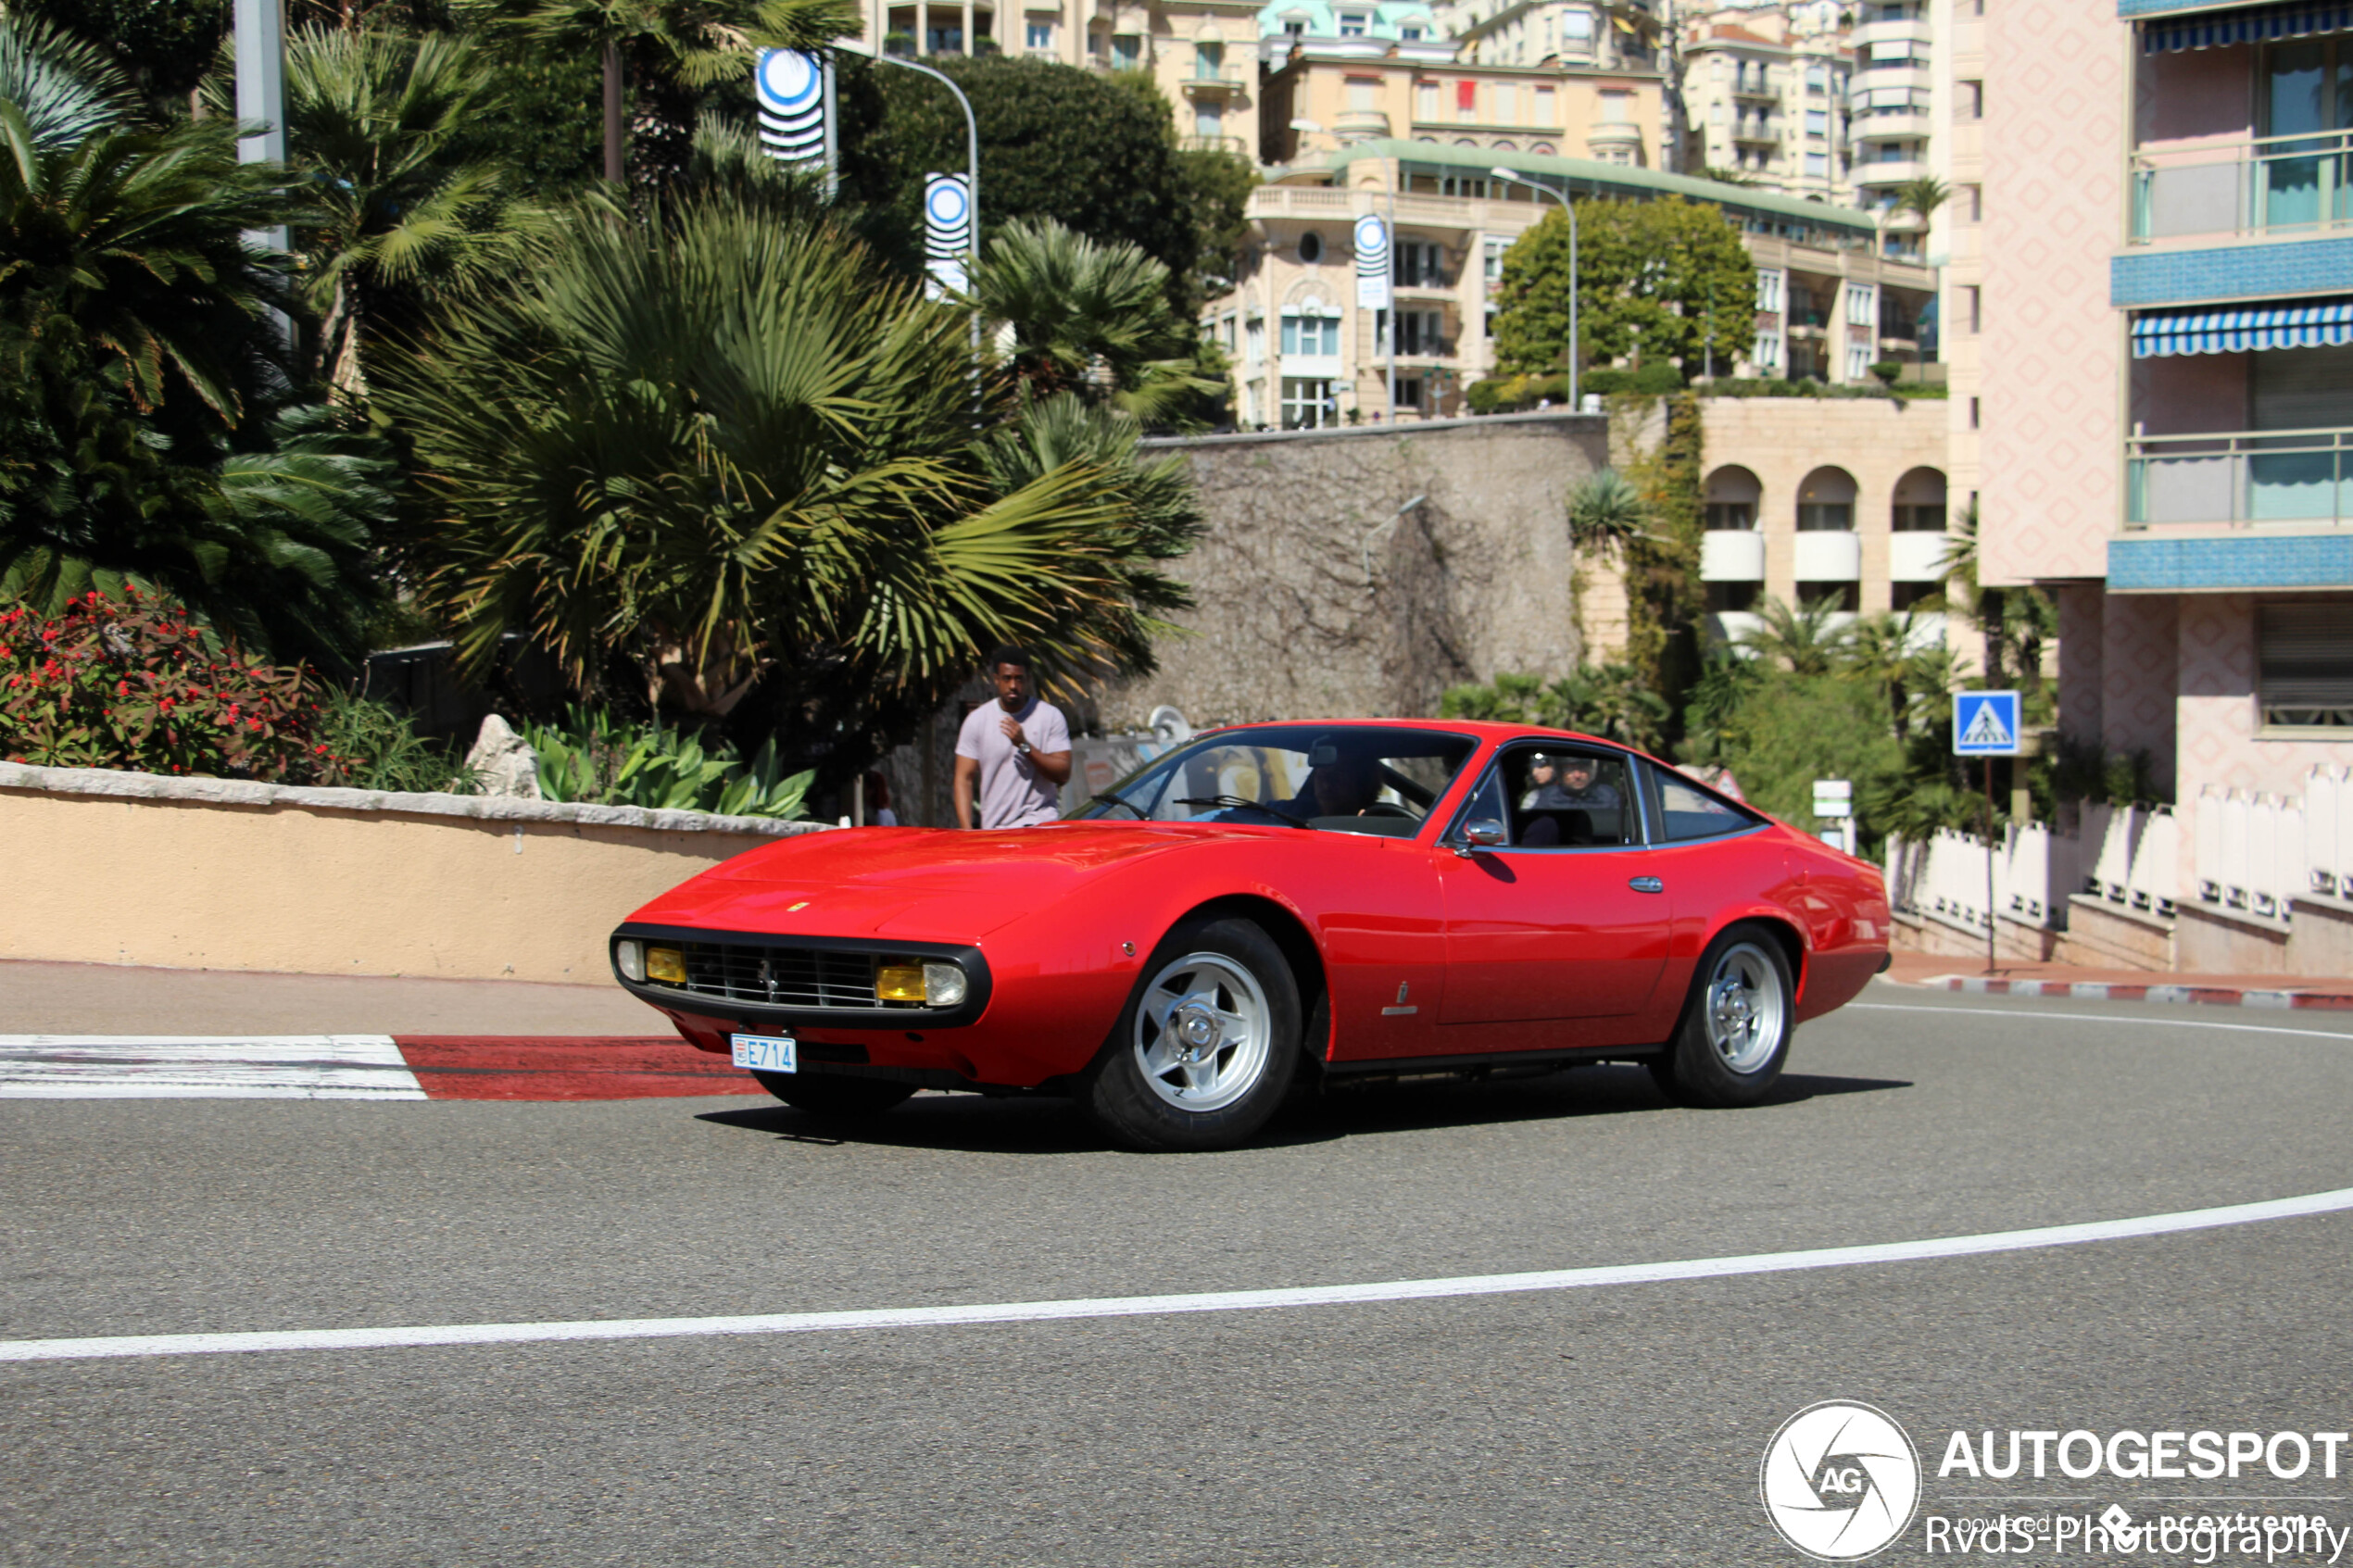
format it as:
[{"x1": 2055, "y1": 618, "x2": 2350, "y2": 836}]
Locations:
[{"x1": 731, "y1": 1033, "x2": 798, "y2": 1073}]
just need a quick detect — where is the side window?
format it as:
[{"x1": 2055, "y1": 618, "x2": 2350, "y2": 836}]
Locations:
[
  {"x1": 1449, "y1": 766, "x2": 1509, "y2": 841},
  {"x1": 1499, "y1": 745, "x2": 1638, "y2": 847},
  {"x1": 1653, "y1": 765, "x2": 1757, "y2": 841}
]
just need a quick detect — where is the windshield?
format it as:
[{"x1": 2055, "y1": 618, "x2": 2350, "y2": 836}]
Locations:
[{"x1": 1070, "y1": 724, "x2": 1478, "y2": 836}]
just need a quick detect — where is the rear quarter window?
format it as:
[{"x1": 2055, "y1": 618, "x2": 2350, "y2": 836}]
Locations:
[{"x1": 1654, "y1": 768, "x2": 1760, "y2": 842}]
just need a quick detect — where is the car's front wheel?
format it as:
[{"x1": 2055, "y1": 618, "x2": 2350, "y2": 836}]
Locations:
[
  {"x1": 1080, "y1": 916, "x2": 1302, "y2": 1151},
  {"x1": 751, "y1": 1071, "x2": 916, "y2": 1120},
  {"x1": 1649, "y1": 924, "x2": 1794, "y2": 1108}
]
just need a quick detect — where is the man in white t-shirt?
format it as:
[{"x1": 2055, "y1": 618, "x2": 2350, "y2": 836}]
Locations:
[{"x1": 952, "y1": 646, "x2": 1073, "y2": 828}]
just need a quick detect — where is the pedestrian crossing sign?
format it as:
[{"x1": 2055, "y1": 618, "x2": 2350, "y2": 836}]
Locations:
[{"x1": 1953, "y1": 690, "x2": 2023, "y2": 757}]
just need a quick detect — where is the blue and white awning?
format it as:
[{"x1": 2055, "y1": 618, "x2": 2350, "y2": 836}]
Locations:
[
  {"x1": 2143, "y1": 1, "x2": 2353, "y2": 52},
  {"x1": 2131, "y1": 297, "x2": 2353, "y2": 356}
]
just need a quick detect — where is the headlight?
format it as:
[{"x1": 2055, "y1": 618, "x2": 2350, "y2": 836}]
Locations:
[
  {"x1": 875, "y1": 963, "x2": 927, "y2": 1002},
  {"x1": 922, "y1": 961, "x2": 968, "y2": 1008},
  {"x1": 647, "y1": 947, "x2": 686, "y2": 984},
  {"x1": 615, "y1": 939, "x2": 645, "y2": 982}
]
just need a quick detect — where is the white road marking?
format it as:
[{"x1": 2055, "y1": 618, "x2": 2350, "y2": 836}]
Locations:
[
  {"x1": 3, "y1": 1185, "x2": 2347, "y2": 1364},
  {"x1": 1851, "y1": 1001, "x2": 2353, "y2": 1043},
  {"x1": 0, "y1": 1036, "x2": 425, "y2": 1100}
]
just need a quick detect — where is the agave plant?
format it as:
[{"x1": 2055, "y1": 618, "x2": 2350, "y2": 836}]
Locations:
[{"x1": 1566, "y1": 468, "x2": 1655, "y2": 559}]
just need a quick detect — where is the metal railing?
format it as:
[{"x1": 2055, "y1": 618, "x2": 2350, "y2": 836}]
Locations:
[
  {"x1": 2129, "y1": 129, "x2": 2353, "y2": 244},
  {"x1": 2125, "y1": 425, "x2": 2353, "y2": 529}
]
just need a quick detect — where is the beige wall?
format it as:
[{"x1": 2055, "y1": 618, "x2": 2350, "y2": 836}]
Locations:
[
  {"x1": 0, "y1": 767, "x2": 825, "y2": 984},
  {"x1": 1273, "y1": 57, "x2": 1666, "y2": 164},
  {"x1": 1698, "y1": 395, "x2": 1951, "y2": 611}
]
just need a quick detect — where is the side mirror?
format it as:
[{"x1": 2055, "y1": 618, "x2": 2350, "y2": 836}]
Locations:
[{"x1": 1464, "y1": 818, "x2": 1507, "y2": 847}]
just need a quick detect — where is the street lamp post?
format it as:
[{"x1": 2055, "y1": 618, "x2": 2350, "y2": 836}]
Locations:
[{"x1": 1490, "y1": 167, "x2": 1576, "y2": 414}]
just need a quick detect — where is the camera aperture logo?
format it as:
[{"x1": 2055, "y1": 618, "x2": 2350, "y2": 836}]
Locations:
[{"x1": 1763, "y1": 1400, "x2": 1924, "y2": 1562}]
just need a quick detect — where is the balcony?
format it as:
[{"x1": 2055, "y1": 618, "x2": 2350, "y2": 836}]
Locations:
[
  {"x1": 2129, "y1": 132, "x2": 2353, "y2": 245},
  {"x1": 1181, "y1": 133, "x2": 1251, "y2": 155},
  {"x1": 1332, "y1": 109, "x2": 1391, "y2": 140},
  {"x1": 1855, "y1": 15, "x2": 1932, "y2": 46},
  {"x1": 1854, "y1": 157, "x2": 1927, "y2": 185},
  {"x1": 1793, "y1": 531, "x2": 1862, "y2": 580},
  {"x1": 2127, "y1": 426, "x2": 2353, "y2": 529},
  {"x1": 1889, "y1": 531, "x2": 1954, "y2": 581},
  {"x1": 1853, "y1": 109, "x2": 1930, "y2": 142},
  {"x1": 1181, "y1": 69, "x2": 1250, "y2": 96},
  {"x1": 1701, "y1": 531, "x2": 1767, "y2": 582}
]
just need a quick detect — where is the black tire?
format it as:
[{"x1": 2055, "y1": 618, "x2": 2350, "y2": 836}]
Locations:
[
  {"x1": 1079, "y1": 916, "x2": 1302, "y2": 1152},
  {"x1": 751, "y1": 1071, "x2": 916, "y2": 1119},
  {"x1": 1649, "y1": 923, "x2": 1795, "y2": 1109}
]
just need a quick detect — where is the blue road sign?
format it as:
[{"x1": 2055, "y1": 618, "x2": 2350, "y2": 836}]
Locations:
[{"x1": 1953, "y1": 690, "x2": 2023, "y2": 757}]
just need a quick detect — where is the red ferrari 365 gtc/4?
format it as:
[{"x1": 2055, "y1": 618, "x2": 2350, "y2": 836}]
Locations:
[{"x1": 610, "y1": 720, "x2": 1891, "y2": 1150}]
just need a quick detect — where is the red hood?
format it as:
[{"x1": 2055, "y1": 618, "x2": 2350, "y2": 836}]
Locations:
[{"x1": 626, "y1": 822, "x2": 1232, "y2": 942}]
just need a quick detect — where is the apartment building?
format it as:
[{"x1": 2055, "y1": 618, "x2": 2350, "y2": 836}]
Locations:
[
  {"x1": 1260, "y1": 39, "x2": 1665, "y2": 162},
  {"x1": 1929, "y1": 0, "x2": 1983, "y2": 556},
  {"x1": 1847, "y1": 0, "x2": 1934, "y2": 228},
  {"x1": 1978, "y1": 0, "x2": 2353, "y2": 970},
  {"x1": 1678, "y1": 20, "x2": 1856, "y2": 205},
  {"x1": 861, "y1": 0, "x2": 1269, "y2": 154},
  {"x1": 1206, "y1": 142, "x2": 1933, "y2": 422}
]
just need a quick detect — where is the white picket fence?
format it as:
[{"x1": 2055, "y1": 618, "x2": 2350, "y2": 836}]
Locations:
[
  {"x1": 2192, "y1": 766, "x2": 2353, "y2": 922},
  {"x1": 1889, "y1": 806, "x2": 2176, "y2": 935}
]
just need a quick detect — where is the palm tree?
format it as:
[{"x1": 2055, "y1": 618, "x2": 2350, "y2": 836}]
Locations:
[
  {"x1": 0, "y1": 103, "x2": 394, "y2": 663},
  {"x1": 454, "y1": 0, "x2": 853, "y2": 186},
  {"x1": 0, "y1": 14, "x2": 134, "y2": 150},
  {"x1": 968, "y1": 219, "x2": 1215, "y2": 420},
  {"x1": 1734, "y1": 595, "x2": 1854, "y2": 676},
  {"x1": 376, "y1": 191, "x2": 1195, "y2": 767},
  {"x1": 1892, "y1": 175, "x2": 1949, "y2": 223},
  {"x1": 1552, "y1": 662, "x2": 1670, "y2": 753},
  {"x1": 203, "y1": 28, "x2": 549, "y2": 394}
]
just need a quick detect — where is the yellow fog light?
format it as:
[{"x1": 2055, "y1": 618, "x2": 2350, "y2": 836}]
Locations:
[
  {"x1": 875, "y1": 963, "x2": 927, "y2": 1002},
  {"x1": 647, "y1": 947, "x2": 686, "y2": 984}
]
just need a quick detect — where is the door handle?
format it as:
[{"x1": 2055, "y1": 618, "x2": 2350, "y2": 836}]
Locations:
[{"x1": 1629, "y1": 875, "x2": 1664, "y2": 894}]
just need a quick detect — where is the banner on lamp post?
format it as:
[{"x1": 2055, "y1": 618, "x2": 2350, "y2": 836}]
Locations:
[
  {"x1": 923, "y1": 173, "x2": 973, "y2": 298},
  {"x1": 1353, "y1": 213, "x2": 1391, "y2": 310},
  {"x1": 754, "y1": 49, "x2": 834, "y2": 186}
]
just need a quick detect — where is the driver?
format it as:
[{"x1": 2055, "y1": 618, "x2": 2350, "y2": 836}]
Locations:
[{"x1": 1283, "y1": 749, "x2": 1383, "y2": 819}]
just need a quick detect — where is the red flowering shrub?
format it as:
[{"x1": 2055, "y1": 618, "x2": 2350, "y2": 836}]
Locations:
[{"x1": 0, "y1": 588, "x2": 338, "y2": 784}]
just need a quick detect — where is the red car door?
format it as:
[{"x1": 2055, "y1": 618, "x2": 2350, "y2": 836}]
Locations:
[{"x1": 1428, "y1": 746, "x2": 1673, "y2": 1051}]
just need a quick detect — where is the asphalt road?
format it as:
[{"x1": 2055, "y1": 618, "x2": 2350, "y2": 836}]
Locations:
[{"x1": 6, "y1": 985, "x2": 2352, "y2": 1566}]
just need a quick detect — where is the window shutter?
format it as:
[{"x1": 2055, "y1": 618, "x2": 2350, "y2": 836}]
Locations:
[{"x1": 2259, "y1": 603, "x2": 2353, "y2": 724}]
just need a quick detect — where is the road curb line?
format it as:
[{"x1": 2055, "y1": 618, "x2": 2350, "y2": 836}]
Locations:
[{"x1": 1895, "y1": 975, "x2": 2353, "y2": 1011}]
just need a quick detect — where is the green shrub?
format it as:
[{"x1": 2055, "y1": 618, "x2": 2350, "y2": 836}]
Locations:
[
  {"x1": 519, "y1": 707, "x2": 813, "y2": 819},
  {"x1": 1629, "y1": 361, "x2": 1686, "y2": 394},
  {"x1": 311, "y1": 689, "x2": 478, "y2": 794},
  {"x1": 0, "y1": 587, "x2": 330, "y2": 781}
]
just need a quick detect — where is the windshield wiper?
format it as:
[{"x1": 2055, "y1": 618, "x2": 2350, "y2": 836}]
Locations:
[
  {"x1": 1090, "y1": 792, "x2": 1147, "y2": 820},
  {"x1": 1176, "y1": 795, "x2": 1312, "y2": 827}
]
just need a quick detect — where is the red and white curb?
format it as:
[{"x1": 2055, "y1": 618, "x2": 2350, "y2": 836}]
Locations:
[
  {"x1": 1907, "y1": 975, "x2": 2353, "y2": 1012},
  {"x1": 0, "y1": 1035, "x2": 758, "y2": 1101}
]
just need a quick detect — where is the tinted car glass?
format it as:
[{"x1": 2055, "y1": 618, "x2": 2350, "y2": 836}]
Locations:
[
  {"x1": 1074, "y1": 725, "x2": 1478, "y2": 836},
  {"x1": 1655, "y1": 769, "x2": 1758, "y2": 841},
  {"x1": 1498, "y1": 745, "x2": 1639, "y2": 847}
]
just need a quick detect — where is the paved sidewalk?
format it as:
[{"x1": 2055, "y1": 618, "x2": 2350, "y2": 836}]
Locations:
[
  {"x1": 1884, "y1": 949, "x2": 2353, "y2": 1010},
  {"x1": 0, "y1": 959, "x2": 654, "y2": 1035}
]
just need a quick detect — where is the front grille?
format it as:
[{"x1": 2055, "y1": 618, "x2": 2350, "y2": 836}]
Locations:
[{"x1": 671, "y1": 941, "x2": 914, "y2": 1010}]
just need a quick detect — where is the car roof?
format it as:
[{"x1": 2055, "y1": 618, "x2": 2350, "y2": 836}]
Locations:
[{"x1": 1195, "y1": 717, "x2": 1627, "y2": 751}]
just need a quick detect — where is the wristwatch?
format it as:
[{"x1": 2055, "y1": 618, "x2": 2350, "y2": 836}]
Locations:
[{"x1": 1015, "y1": 741, "x2": 1033, "y2": 757}]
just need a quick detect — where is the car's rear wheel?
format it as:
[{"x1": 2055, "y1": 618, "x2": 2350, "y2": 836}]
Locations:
[
  {"x1": 751, "y1": 1071, "x2": 915, "y2": 1119},
  {"x1": 1649, "y1": 924, "x2": 1793, "y2": 1108},
  {"x1": 1080, "y1": 916, "x2": 1302, "y2": 1151}
]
